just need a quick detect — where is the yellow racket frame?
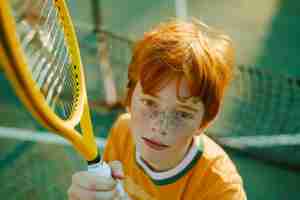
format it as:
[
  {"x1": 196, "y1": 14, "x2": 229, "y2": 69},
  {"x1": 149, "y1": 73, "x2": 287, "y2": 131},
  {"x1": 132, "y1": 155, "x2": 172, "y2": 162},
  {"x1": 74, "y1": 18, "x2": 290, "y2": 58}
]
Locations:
[{"x1": 0, "y1": 0, "x2": 98, "y2": 161}]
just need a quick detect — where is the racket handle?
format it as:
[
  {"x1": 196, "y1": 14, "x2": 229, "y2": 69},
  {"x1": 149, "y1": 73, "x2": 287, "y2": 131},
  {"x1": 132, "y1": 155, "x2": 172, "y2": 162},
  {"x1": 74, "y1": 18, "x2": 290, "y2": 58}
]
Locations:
[
  {"x1": 88, "y1": 161, "x2": 111, "y2": 176},
  {"x1": 88, "y1": 161, "x2": 126, "y2": 198}
]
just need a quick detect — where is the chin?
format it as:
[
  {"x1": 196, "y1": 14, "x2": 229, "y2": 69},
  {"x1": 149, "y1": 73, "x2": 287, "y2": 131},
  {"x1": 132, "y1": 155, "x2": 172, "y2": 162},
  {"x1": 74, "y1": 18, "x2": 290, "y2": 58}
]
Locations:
[
  {"x1": 140, "y1": 145, "x2": 168, "y2": 164},
  {"x1": 134, "y1": 135, "x2": 168, "y2": 163}
]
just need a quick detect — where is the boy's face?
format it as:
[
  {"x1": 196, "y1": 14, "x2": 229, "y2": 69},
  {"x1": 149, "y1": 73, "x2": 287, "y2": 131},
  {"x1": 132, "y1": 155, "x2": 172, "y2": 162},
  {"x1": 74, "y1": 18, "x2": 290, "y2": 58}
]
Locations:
[{"x1": 130, "y1": 77, "x2": 205, "y2": 170}]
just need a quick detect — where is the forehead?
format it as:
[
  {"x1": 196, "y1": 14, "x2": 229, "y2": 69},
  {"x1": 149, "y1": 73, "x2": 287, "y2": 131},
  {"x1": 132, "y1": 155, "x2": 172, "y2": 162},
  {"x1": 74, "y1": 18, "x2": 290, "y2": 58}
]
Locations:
[{"x1": 135, "y1": 77, "x2": 196, "y2": 103}]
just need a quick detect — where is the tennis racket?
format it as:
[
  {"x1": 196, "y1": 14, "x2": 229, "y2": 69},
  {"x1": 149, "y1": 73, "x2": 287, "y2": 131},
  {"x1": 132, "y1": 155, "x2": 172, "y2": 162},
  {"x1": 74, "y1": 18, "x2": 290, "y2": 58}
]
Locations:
[{"x1": 0, "y1": 0, "x2": 124, "y2": 193}]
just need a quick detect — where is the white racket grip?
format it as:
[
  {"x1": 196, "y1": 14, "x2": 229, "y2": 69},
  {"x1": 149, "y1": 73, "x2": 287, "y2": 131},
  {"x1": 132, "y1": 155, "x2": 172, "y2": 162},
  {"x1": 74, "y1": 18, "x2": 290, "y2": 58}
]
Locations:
[
  {"x1": 88, "y1": 161, "x2": 126, "y2": 198},
  {"x1": 88, "y1": 161, "x2": 111, "y2": 176}
]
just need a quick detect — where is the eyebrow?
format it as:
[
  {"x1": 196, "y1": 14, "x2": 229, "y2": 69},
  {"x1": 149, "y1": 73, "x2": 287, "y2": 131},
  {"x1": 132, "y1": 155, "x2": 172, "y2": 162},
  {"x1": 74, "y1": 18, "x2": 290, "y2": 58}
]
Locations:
[
  {"x1": 140, "y1": 94, "x2": 159, "y2": 102},
  {"x1": 175, "y1": 101, "x2": 199, "y2": 113},
  {"x1": 141, "y1": 94, "x2": 199, "y2": 113}
]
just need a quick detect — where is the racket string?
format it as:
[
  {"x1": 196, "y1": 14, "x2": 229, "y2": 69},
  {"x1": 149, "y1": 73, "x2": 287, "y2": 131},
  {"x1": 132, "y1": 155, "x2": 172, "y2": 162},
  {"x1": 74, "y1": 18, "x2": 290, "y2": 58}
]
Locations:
[
  {"x1": 35, "y1": 10, "x2": 73, "y2": 109},
  {"x1": 30, "y1": 10, "x2": 58, "y2": 78},
  {"x1": 63, "y1": 63, "x2": 77, "y2": 118},
  {"x1": 50, "y1": 58, "x2": 68, "y2": 109},
  {"x1": 16, "y1": 9, "x2": 55, "y2": 78},
  {"x1": 41, "y1": 3, "x2": 78, "y2": 117},
  {"x1": 61, "y1": 66, "x2": 73, "y2": 118},
  {"x1": 37, "y1": 27, "x2": 65, "y2": 83},
  {"x1": 16, "y1": 0, "x2": 50, "y2": 50},
  {"x1": 45, "y1": 48, "x2": 68, "y2": 105},
  {"x1": 39, "y1": 34, "x2": 66, "y2": 87},
  {"x1": 54, "y1": 50, "x2": 77, "y2": 119},
  {"x1": 43, "y1": 47, "x2": 66, "y2": 100},
  {"x1": 12, "y1": 0, "x2": 79, "y2": 120}
]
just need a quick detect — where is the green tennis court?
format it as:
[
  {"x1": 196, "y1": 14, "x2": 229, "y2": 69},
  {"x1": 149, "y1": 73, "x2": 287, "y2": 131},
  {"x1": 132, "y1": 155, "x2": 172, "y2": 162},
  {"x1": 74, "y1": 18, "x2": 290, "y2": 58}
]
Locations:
[{"x1": 1, "y1": 0, "x2": 300, "y2": 199}]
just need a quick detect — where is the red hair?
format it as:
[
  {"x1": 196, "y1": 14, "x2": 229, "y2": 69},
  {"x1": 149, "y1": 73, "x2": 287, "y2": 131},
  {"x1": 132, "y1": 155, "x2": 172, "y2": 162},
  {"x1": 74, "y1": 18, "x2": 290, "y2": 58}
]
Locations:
[{"x1": 125, "y1": 20, "x2": 235, "y2": 129}]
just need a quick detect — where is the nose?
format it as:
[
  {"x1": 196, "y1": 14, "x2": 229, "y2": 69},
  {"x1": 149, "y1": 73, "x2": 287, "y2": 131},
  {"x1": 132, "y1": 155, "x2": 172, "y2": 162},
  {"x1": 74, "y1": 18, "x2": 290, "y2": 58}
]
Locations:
[
  {"x1": 151, "y1": 111, "x2": 169, "y2": 136},
  {"x1": 151, "y1": 127, "x2": 167, "y2": 136}
]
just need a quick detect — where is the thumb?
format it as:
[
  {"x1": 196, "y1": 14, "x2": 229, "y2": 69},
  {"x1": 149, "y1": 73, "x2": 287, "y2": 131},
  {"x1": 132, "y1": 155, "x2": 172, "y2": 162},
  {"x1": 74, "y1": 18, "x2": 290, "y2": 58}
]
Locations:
[{"x1": 109, "y1": 160, "x2": 125, "y2": 179}]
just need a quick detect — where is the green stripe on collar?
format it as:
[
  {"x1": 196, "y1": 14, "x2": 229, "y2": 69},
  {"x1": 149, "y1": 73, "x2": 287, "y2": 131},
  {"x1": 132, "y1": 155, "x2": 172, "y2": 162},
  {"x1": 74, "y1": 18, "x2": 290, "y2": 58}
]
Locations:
[{"x1": 135, "y1": 136, "x2": 204, "y2": 186}]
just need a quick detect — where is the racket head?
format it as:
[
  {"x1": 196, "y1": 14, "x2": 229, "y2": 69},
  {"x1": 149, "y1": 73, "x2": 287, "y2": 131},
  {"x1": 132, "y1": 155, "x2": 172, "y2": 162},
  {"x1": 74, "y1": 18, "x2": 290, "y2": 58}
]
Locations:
[{"x1": 0, "y1": 0, "x2": 98, "y2": 161}]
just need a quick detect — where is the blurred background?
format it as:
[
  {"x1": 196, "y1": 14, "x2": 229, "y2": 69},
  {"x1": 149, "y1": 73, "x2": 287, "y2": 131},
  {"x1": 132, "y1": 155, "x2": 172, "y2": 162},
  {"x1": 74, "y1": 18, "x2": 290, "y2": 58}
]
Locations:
[{"x1": 0, "y1": 0, "x2": 299, "y2": 199}]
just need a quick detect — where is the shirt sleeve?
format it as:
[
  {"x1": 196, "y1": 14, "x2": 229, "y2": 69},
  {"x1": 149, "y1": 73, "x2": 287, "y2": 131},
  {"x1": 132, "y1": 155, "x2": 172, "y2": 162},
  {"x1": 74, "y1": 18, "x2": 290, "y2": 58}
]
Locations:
[
  {"x1": 102, "y1": 114, "x2": 131, "y2": 163},
  {"x1": 205, "y1": 183, "x2": 247, "y2": 200},
  {"x1": 200, "y1": 155, "x2": 247, "y2": 200},
  {"x1": 102, "y1": 116, "x2": 122, "y2": 162}
]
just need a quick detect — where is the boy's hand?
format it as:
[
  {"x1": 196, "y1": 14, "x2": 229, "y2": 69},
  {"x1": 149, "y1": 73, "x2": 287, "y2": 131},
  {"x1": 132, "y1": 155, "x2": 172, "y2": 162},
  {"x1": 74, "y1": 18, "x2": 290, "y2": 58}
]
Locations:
[{"x1": 68, "y1": 161, "x2": 129, "y2": 200}]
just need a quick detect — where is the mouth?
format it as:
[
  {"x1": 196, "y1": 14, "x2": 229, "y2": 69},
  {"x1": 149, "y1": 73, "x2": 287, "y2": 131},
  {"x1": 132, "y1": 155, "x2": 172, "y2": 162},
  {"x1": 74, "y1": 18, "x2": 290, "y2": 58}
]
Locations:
[{"x1": 142, "y1": 137, "x2": 169, "y2": 151}]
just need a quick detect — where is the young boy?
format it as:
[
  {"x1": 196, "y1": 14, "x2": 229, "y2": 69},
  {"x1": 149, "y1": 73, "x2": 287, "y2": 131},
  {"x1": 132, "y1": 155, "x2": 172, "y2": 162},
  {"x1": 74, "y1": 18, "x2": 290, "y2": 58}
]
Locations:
[{"x1": 68, "y1": 20, "x2": 246, "y2": 200}]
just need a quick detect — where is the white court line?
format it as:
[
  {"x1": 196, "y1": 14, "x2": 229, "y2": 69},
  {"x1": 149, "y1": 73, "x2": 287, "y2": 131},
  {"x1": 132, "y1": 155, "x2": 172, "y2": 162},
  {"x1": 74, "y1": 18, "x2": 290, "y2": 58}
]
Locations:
[
  {"x1": 0, "y1": 126, "x2": 106, "y2": 149},
  {"x1": 216, "y1": 133, "x2": 300, "y2": 149}
]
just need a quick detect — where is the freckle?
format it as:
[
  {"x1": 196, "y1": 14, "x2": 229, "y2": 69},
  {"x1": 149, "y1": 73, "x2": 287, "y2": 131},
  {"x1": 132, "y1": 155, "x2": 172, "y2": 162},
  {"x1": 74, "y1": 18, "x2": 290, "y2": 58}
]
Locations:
[{"x1": 160, "y1": 131, "x2": 167, "y2": 136}]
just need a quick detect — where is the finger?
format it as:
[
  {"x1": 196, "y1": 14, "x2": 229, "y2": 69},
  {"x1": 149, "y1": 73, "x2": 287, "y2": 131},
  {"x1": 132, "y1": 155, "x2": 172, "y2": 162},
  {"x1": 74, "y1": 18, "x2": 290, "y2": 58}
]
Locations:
[
  {"x1": 95, "y1": 189, "x2": 118, "y2": 200},
  {"x1": 68, "y1": 184, "x2": 94, "y2": 200},
  {"x1": 114, "y1": 190, "x2": 131, "y2": 200},
  {"x1": 109, "y1": 161, "x2": 127, "y2": 198},
  {"x1": 109, "y1": 161, "x2": 124, "y2": 179},
  {"x1": 72, "y1": 171, "x2": 116, "y2": 191},
  {"x1": 68, "y1": 184, "x2": 118, "y2": 200},
  {"x1": 68, "y1": 187, "x2": 80, "y2": 200}
]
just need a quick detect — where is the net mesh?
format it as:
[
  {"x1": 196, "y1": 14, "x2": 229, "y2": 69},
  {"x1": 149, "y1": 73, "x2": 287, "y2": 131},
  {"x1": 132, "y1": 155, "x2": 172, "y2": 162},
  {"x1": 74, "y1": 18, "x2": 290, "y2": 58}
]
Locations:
[
  {"x1": 78, "y1": 29, "x2": 132, "y2": 105},
  {"x1": 210, "y1": 67, "x2": 300, "y2": 167},
  {"x1": 212, "y1": 66, "x2": 300, "y2": 136}
]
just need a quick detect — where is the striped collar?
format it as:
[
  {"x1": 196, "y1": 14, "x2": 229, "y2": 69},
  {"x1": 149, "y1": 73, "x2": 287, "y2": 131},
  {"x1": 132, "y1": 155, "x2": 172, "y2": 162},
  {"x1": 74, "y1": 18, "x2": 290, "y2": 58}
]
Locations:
[{"x1": 135, "y1": 136, "x2": 204, "y2": 185}]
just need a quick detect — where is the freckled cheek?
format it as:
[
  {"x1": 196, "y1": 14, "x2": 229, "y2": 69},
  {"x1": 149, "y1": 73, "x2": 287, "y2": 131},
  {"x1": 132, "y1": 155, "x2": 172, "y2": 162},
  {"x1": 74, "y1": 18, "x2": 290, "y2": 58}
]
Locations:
[
  {"x1": 175, "y1": 125, "x2": 194, "y2": 137},
  {"x1": 164, "y1": 131, "x2": 191, "y2": 146},
  {"x1": 161, "y1": 124, "x2": 193, "y2": 144},
  {"x1": 134, "y1": 108, "x2": 152, "y2": 124},
  {"x1": 131, "y1": 106, "x2": 152, "y2": 135}
]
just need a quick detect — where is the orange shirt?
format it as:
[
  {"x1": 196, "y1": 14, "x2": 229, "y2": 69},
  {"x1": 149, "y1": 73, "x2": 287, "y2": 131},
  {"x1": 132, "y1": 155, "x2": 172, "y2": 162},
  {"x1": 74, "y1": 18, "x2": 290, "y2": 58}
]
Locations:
[{"x1": 103, "y1": 113, "x2": 247, "y2": 200}]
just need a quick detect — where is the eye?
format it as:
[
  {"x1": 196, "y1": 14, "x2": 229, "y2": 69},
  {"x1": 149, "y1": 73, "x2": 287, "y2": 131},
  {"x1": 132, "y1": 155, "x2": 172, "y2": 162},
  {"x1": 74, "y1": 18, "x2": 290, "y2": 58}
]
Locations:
[
  {"x1": 175, "y1": 111, "x2": 194, "y2": 119},
  {"x1": 141, "y1": 99, "x2": 157, "y2": 108}
]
